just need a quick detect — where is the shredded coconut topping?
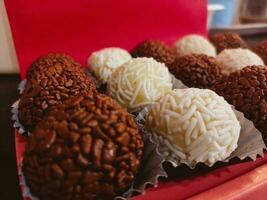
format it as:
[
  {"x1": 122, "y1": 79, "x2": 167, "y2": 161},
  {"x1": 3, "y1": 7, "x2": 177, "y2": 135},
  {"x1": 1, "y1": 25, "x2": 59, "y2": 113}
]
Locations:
[
  {"x1": 107, "y1": 57, "x2": 173, "y2": 112},
  {"x1": 88, "y1": 47, "x2": 131, "y2": 82},
  {"x1": 146, "y1": 88, "x2": 241, "y2": 165}
]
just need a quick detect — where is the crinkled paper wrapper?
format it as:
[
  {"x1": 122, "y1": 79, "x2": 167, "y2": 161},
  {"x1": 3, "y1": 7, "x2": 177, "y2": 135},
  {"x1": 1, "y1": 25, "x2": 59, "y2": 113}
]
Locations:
[
  {"x1": 11, "y1": 100, "x2": 28, "y2": 135},
  {"x1": 13, "y1": 81, "x2": 167, "y2": 200},
  {"x1": 136, "y1": 77, "x2": 267, "y2": 168},
  {"x1": 12, "y1": 79, "x2": 27, "y2": 135}
]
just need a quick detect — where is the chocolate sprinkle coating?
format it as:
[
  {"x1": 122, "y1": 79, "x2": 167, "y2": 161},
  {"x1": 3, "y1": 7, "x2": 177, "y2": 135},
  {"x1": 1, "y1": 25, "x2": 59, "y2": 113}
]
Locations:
[
  {"x1": 19, "y1": 54, "x2": 96, "y2": 132},
  {"x1": 252, "y1": 40, "x2": 267, "y2": 65},
  {"x1": 26, "y1": 53, "x2": 81, "y2": 80},
  {"x1": 23, "y1": 93, "x2": 143, "y2": 200},
  {"x1": 212, "y1": 66, "x2": 267, "y2": 138},
  {"x1": 210, "y1": 32, "x2": 247, "y2": 53},
  {"x1": 131, "y1": 40, "x2": 176, "y2": 67},
  {"x1": 169, "y1": 54, "x2": 223, "y2": 89}
]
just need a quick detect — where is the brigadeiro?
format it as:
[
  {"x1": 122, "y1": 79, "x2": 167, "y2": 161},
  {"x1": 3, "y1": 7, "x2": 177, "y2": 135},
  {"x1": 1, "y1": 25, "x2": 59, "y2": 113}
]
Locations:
[
  {"x1": 210, "y1": 32, "x2": 247, "y2": 53},
  {"x1": 18, "y1": 54, "x2": 96, "y2": 132},
  {"x1": 131, "y1": 40, "x2": 176, "y2": 67},
  {"x1": 252, "y1": 40, "x2": 267, "y2": 65},
  {"x1": 169, "y1": 54, "x2": 223, "y2": 89},
  {"x1": 216, "y1": 48, "x2": 264, "y2": 74},
  {"x1": 22, "y1": 92, "x2": 143, "y2": 200},
  {"x1": 146, "y1": 88, "x2": 240, "y2": 166},
  {"x1": 26, "y1": 53, "x2": 82, "y2": 80},
  {"x1": 212, "y1": 66, "x2": 267, "y2": 139},
  {"x1": 107, "y1": 57, "x2": 173, "y2": 112},
  {"x1": 174, "y1": 34, "x2": 216, "y2": 57}
]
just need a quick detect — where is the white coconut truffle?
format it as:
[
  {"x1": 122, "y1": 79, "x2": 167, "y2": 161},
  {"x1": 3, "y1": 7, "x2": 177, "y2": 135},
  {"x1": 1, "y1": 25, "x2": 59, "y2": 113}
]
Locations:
[
  {"x1": 107, "y1": 57, "x2": 173, "y2": 112},
  {"x1": 216, "y1": 48, "x2": 264, "y2": 74},
  {"x1": 175, "y1": 34, "x2": 216, "y2": 57},
  {"x1": 88, "y1": 47, "x2": 131, "y2": 82},
  {"x1": 146, "y1": 88, "x2": 240, "y2": 166}
]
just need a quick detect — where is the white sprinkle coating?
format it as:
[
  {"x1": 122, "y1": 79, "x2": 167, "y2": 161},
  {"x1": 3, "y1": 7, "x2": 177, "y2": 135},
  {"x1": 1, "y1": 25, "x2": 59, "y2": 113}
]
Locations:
[
  {"x1": 145, "y1": 88, "x2": 241, "y2": 166},
  {"x1": 174, "y1": 34, "x2": 216, "y2": 57},
  {"x1": 88, "y1": 47, "x2": 131, "y2": 83},
  {"x1": 216, "y1": 48, "x2": 264, "y2": 74},
  {"x1": 107, "y1": 57, "x2": 173, "y2": 112}
]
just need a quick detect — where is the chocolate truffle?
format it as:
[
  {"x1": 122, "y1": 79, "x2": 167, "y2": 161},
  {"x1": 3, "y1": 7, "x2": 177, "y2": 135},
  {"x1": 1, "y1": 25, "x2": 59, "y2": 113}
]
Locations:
[
  {"x1": 169, "y1": 54, "x2": 223, "y2": 89},
  {"x1": 252, "y1": 40, "x2": 267, "y2": 65},
  {"x1": 146, "y1": 88, "x2": 240, "y2": 166},
  {"x1": 210, "y1": 32, "x2": 247, "y2": 53},
  {"x1": 174, "y1": 34, "x2": 216, "y2": 57},
  {"x1": 131, "y1": 40, "x2": 176, "y2": 67},
  {"x1": 18, "y1": 57, "x2": 96, "y2": 132},
  {"x1": 107, "y1": 57, "x2": 173, "y2": 112},
  {"x1": 23, "y1": 93, "x2": 143, "y2": 200},
  {"x1": 212, "y1": 66, "x2": 267, "y2": 138},
  {"x1": 88, "y1": 48, "x2": 131, "y2": 83},
  {"x1": 26, "y1": 53, "x2": 81, "y2": 80},
  {"x1": 216, "y1": 48, "x2": 264, "y2": 74}
]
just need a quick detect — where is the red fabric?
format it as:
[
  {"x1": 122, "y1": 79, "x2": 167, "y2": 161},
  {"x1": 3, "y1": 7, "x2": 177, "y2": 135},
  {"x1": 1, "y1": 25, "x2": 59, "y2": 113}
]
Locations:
[{"x1": 4, "y1": 0, "x2": 207, "y2": 79}]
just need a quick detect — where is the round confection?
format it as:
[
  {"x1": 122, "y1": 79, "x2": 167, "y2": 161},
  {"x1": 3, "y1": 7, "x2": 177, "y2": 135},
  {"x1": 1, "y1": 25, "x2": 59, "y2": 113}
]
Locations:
[
  {"x1": 107, "y1": 57, "x2": 173, "y2": 112},
  {"x1": 210, "y1": 32, "x2": 247, "y2": 53},
  {"x1": 174, "y1": 34, "x2": 216, "y2": 57},
  {"x1": 212, "y1": 66, "x2": 267, "y2": 138},
  {"x1": 131, "y1": 40, "x2": 176, "y2": 67},
  {"x1": 252, "y1": 40, "x2": 267, "y2": 65},
  {"x1": 216, "y1": 48, "x2": 264, "y2": 74},
  {"x1": 146, "y1": 88, "x2": 240, "y2": 165},
  {"x1": 88, "y1": 48, "x2": 131, "y2": 83},
  {"x1": 26, "y1": 53, "x2": 81, "y2": 80},
  {"x1": 22, "y1": 92, "x2": 143, "y2": 200},
  {"x1": 169, "y1": 54, "x2": 223, "y2": 89},
  {"x1": 18, "y1": 58, "x2": 96, "y2": 132}
]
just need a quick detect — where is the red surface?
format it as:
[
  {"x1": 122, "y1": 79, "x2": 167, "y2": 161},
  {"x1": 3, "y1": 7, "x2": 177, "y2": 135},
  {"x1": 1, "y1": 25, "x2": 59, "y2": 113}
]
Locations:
[
  {"x1": 15, "y1": 131, "x2": 267, "y2": 200},
  {"x1": 4, "y1": 0, "x2": 207, "y2": 79}
]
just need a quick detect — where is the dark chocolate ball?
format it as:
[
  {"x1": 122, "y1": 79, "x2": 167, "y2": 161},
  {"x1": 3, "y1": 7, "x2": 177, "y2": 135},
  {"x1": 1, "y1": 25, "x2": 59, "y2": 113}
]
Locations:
[
  {"x1": 131, "y1": 40, "x2": 176, "y2": 67},
  {"x1": 210, "y1": 32, "x2": 247, "y2": 53},
  {"x1": 212, "y1": 66, "x2": 267, "y2": 138},
  {"x1": 169, "y1": 54, "x2": 223, "y2": 89},
  {"x1": 18, "y1": 55, "x2": 96, "y2": 132},
  {"x1": 23, "y1": 92, "x2": 143, "y2": 200},
  {"x1": 252, "y1": 40, "x2": 267, "y2": 65},
  {"x1": 26, "y1": 53, "x2": 81, "y2": 80}
]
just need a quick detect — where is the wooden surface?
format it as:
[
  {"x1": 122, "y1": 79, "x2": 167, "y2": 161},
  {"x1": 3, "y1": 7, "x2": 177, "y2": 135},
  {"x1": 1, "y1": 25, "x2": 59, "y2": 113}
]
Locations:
[{"x1": 0, "y1": 74, "x2": 22, "y2": 199}]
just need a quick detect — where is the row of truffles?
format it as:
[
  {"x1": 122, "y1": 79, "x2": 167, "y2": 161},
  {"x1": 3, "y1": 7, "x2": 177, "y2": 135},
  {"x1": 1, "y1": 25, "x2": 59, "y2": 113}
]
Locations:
[
  {"x1": 18, "y1": 53, "x2": 97, "y2": 132},
  {"x1": 145, "y1": 88, "x2": 241, "y2": 165},
  {"x1": 23, "y1": 93, "x2": 143, "y2": 200},
  {"x1": 87, "y1": 47, "x2": 173, "y2": 112},
  {"x1": 19, "y1": 53, "x2": 144, "y2": 199},
  {"x1": 87, "y1": 33, "x2": 266, "y2": 98}
]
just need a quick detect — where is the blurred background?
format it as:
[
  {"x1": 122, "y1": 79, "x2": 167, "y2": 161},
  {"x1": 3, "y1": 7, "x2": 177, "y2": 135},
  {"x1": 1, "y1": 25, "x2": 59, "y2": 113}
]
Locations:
[{"x1": 208, "y1": 0, "x2": 267, "y2": 39}]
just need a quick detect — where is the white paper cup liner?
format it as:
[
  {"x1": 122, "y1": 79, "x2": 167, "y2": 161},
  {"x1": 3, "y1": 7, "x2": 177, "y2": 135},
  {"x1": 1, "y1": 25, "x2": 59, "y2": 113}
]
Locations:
[
  {"x1": 18, "y1": 124, "x2": 167, "y2": 200},
  {"x1": 135, "y1": 76, "x2": 267, "y2": 169},
  {"x1": 18, "y1": 79, "x2": 27, "y2": 94},
  {"x1": 11, "y1": 100, "x2": 31, "y2": 136}
]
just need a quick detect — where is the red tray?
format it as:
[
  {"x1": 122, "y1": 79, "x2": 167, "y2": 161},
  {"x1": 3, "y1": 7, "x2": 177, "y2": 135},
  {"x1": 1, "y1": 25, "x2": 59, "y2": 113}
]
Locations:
[{"x1": 15, "y1": 130, "x2": 267, "y2": 200}]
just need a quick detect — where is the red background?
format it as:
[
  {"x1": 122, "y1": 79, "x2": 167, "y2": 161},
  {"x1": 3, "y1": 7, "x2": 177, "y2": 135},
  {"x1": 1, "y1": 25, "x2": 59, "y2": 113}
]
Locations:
[{"x1": 4, "y1": 0, "x2": 207, "y2": 79}]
